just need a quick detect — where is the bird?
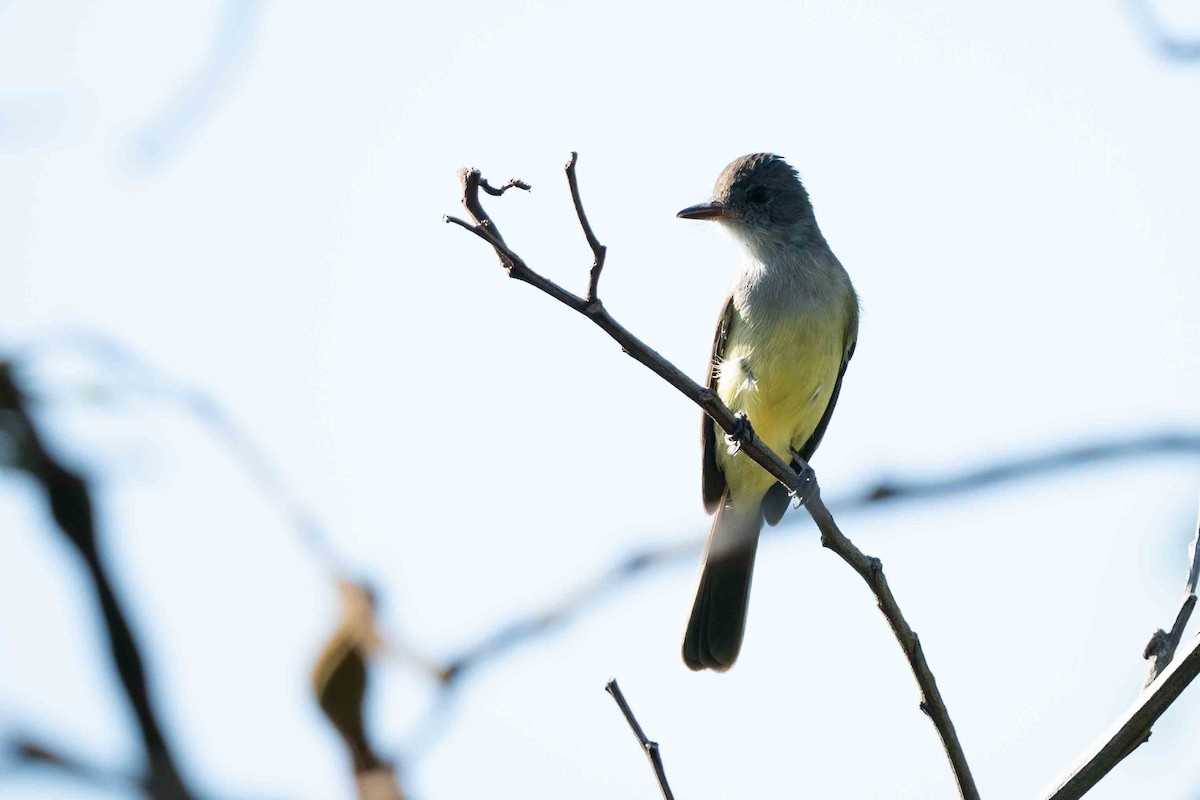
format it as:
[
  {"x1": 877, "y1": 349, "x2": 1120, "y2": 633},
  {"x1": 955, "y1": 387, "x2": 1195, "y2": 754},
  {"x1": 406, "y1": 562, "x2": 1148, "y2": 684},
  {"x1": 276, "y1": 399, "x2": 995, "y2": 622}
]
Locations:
[{"x1": 678, "y1": 153, "x2": 859, "y2": 671}]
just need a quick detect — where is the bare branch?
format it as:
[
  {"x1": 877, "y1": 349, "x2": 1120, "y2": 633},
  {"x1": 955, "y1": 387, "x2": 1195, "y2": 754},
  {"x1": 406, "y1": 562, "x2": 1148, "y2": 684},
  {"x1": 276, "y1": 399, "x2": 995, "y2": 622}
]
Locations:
[
  {"x1": 479, "y1": 177, "x2": 531, "y2": 196},
  {"x1": 447, "y1": 155, "x2": 979, "y2": 800},
  {"x1": 1043, "y1": 633, "x2": 1200, "y2": 799},
  {"x1": 805, "y1": 488, "x2": 975, "y2": 796},
  {"x1": 564, "y1": 152, "x2": 608, "y2": 302},
  {"x1": 12, "y1": 328, "x2": 350, "y2": 578},
  {"x1": 605, "y1": 679, "x2": 675, "y2": 800},
  {"x1": 1143, "y1": 495, "x2": 1200, "y2": 685}
]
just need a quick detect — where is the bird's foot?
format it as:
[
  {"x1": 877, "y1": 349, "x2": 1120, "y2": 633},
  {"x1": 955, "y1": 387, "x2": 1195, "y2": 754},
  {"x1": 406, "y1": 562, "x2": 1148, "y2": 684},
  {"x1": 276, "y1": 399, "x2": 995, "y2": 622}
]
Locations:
[
  {"x1": 788, "y1": 451, "x2": 818, "y2": 508},
  {"x1": 724, "y1": 412, "x2": 754, "y2": 455}
]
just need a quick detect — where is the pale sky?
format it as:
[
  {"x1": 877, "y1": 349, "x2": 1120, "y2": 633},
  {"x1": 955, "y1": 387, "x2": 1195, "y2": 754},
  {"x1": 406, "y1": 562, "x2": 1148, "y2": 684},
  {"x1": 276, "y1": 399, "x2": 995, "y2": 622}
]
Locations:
[{"x1": 2, "y1": 2, "x2": 1200, "y2": 798}]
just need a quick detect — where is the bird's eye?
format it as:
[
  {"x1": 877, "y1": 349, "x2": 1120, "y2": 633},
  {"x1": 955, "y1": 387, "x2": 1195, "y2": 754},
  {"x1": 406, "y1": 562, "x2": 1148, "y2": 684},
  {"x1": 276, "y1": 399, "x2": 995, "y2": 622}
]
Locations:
[{"x1": 746, "y1": 186, "x2": 772, "y2": 205}]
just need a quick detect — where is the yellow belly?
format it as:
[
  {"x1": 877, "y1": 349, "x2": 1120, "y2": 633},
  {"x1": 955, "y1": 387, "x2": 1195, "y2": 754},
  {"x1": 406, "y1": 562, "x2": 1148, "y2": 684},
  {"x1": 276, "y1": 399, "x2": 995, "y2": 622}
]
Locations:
[{"x1": 715, "y1": 306, "x2": 845, "y2": 500}]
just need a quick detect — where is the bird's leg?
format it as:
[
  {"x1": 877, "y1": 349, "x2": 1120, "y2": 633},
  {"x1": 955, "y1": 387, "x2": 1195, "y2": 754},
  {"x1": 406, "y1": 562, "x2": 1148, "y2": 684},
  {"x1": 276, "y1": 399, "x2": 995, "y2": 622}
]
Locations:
[
  {"x1": 724, "y1": 412, "x2": 754, "y2": 455},
  {"x1": 788, "y1": 449, "x2": 818, "y2": 508}
]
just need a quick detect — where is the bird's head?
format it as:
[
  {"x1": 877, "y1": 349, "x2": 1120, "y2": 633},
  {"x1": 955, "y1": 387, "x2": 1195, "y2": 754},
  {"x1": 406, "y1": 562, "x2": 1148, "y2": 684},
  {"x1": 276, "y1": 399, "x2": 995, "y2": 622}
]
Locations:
[{"x1": 677, "y1": 153, "x2": 816, "y2": 243}]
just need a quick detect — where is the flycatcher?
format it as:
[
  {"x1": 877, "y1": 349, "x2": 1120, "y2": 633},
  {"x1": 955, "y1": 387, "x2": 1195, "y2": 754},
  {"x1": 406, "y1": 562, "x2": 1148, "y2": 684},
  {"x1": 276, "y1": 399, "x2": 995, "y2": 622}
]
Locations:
[{"x1": 678, "y1": 153, "x2": 859, "y2": 671}]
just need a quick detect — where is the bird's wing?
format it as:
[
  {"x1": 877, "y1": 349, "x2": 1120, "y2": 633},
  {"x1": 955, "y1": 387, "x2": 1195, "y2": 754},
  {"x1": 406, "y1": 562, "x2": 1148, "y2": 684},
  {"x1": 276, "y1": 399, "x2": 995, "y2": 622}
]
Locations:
[
  {"x1": 761, "y1": 335, "x2": 857, "y2": 526},
  {"x1": 701, "y1": 295, "x2": 735, "y2": 514}
]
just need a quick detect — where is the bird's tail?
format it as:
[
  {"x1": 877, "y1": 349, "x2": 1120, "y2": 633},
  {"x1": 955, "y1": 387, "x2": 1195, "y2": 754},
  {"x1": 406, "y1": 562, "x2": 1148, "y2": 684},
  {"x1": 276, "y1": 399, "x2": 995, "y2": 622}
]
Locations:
[{"x1": 683, "y1": 493, "x2": 763, "y2": 671}]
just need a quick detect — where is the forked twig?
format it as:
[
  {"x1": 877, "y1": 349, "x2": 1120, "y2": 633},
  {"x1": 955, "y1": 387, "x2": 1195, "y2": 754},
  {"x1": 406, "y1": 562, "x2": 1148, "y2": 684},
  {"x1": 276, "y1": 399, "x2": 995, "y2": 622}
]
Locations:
[
  {"x1": 1043, "y1": 633, "x2": 1200, "y2": 799},
  {"x1": 605, "y1": 679, "x2": 675, "y2": 800},
  {"x1": 1143, "y1": 496, "x2": 1200, "y2": 685},
  {"x1": 564, "y1": 153, "x2": 607, "y2": 302},
  {"x1": 1041, "y1": 492, "x2": 1200, "y2": 799},
  {"x1": 446, "y1": 153, "x2": 980, "y2": 800}
]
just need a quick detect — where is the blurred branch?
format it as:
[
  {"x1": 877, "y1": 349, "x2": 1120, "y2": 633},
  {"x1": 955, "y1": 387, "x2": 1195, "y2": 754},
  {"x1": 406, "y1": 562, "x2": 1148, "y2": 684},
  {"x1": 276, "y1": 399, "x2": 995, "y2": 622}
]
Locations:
[
  {"x1": 19, "y1": 328, "x2": 348, "y2": 577},
  {"x1": 7, "y1": 736, "x2": 136, "y2": 793},
  {"x1": 446, "y1": 153, "x2": 980, "y2": 800},
  {"x1": 1124, "y1": 0, "x2": 1200, "y2": 61},
  {"x1": 1143, "y1": 494, "x2": 1200, "y2": 685},
  {"x1": 311, "y1": 581, "x2": 407, "y2": 799},
  {"x1": 605, "y1": 680, "x2": 675, "y2": 800},
  {"x1": 117, "y1": 0, "x2": 264, "y2": 176},
  {"x1": 0, "y1": 363, "x2": 194, "y2": 800},
  {"x1": 840, "y1": 431, "x2": 1200, "y2": 510},
  {"x1": 427, "y1": 431, "x2": 1200, "y2": 684}
]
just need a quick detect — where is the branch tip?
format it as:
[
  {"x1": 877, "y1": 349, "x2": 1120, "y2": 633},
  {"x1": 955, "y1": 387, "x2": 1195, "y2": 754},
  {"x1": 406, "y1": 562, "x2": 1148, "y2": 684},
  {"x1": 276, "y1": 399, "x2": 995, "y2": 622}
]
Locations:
[
  {"x1": 1144, "y1": 630, "x2": 1168, "y2": 660},
  {"x1": 605, "y1": 679, "x2": 675, "y2": 800},
  {"x1": 480, "y1": 177, "x2": 531, "y2": 196}
]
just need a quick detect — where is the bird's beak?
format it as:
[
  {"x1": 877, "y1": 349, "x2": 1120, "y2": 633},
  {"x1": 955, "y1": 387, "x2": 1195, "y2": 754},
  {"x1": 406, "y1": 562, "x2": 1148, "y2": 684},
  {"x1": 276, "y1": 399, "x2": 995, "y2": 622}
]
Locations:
[{"x1": 677, "y1": 201, "x2": 732, "y2": 221}]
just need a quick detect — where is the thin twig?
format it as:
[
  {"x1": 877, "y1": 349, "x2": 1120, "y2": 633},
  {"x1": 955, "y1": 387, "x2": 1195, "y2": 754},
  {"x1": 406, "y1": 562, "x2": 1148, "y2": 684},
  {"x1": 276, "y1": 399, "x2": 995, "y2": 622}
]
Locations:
[
  {"x1": 1143, "y1": 494, "x2": 1200, "y2": 685},
  {"x1": 1043, "y1": 632, "x2": 1200, "y2": 799},
  {"x1": 564, "y1": 152, "x2": 607, "y2": 302},
  {"x1": 446, "y1": 154, "x2": 979, "y2": 800},
  {"x1": 479, "y1": 177, "x2": 530, "y2": 196},
  {"x1": 13, "y1": 329, "x2": 349, "y2": 578},
  {"x1": 806, "y1": 487, "x2": 974, "y2": 795},
  {"x1": 605, "y1": 679, "x2": 675, "y2": 800}
]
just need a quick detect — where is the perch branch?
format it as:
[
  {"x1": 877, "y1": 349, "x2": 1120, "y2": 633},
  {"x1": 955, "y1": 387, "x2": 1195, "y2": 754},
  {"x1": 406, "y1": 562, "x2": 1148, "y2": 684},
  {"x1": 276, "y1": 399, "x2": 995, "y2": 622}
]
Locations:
[
  {"x1": 605, "y1": 679, "x2": 675, "y2": 800},
  {"x1": 446, "y1": 154, "x2": 979, "y2": 800}
]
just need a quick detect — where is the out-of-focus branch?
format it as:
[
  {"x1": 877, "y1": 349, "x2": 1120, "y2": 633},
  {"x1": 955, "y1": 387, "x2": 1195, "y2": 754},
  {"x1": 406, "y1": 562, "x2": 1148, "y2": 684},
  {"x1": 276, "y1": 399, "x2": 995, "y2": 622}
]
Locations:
[
  {"x1": 0, "y1": 363, "x2": 193, "y2": 800},
  {"x1": 847, "y1": 432, "x2": 1200, "y2": 510},
  {"x1": 446, "y1": 154, "x2": 980, "y2": 800},
  {"x1": 605, "y1": 680, "x2": 675, "y2": 800},
  {"x1": 311, "y1": 581, "x2": 407, "y2": 800},
  {"x1": 1143, "y1": 495, "x2": 1200, "y2": 685},
  {"x1": 1124, "y1": 0, "x2": 1200, "y2": 61},
  {"x1": 416, "y1": 431, "x2": 1200, "y2": 694},
  {"x1": 16, "y1": 329, "x2": 348, "y2": 579},
  {"x1": 117, "y1": 0, "x2": 265, "y2": 176},
  {"x1": 7, "y1": 737, "x2": 136, "y2": 793}
]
